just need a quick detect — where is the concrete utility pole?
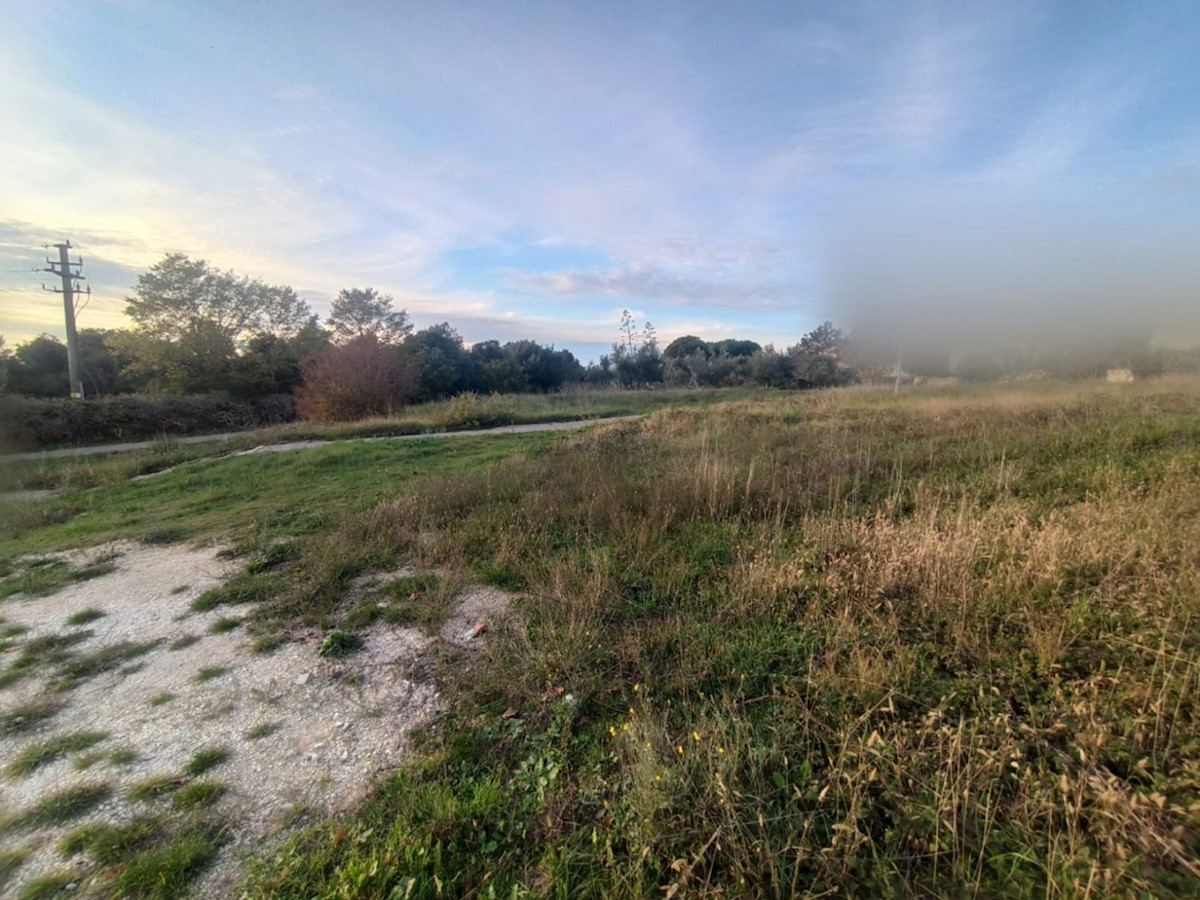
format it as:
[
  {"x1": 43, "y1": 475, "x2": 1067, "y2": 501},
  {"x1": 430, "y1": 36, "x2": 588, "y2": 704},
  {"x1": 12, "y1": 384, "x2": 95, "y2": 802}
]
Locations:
[{"x1": 42, "y1": 240, "x2": 88, "y2": 399}]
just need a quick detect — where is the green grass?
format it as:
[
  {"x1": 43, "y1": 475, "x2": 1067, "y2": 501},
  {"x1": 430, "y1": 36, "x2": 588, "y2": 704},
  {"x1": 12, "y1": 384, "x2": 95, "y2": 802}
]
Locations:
[
  {"x1": 149, "y1": 691, "x2": 176, "y2": 707},
  {"x1": 107, "y1": 747, "x2": 138, "y2": 766},
  {"x1": 110, "y1": 823, "x2": 224, "y2": 899},
  {"x1": 128, "y1": 775, "x2": 186, "y2": 803},
  {"x1": 64, "y1": 607, "x2": 105, "y2": 626},
  {"x1": 208, "y1": 616, "x2": 241, "y2": 634},
  {"x1": 72, "y1": 751, "x2": 103, "y2": 771},
  {"x1": 0, "y1": 430, "x2": 564, "y2": 559},
  {"x1": 56, "y1": 640, "x2": 159, "y2": 690},
  {"x1": 2, "y1": 783, "x2": 113, "y2": 829},
  {"x1": 0, "y1": 555, "x2": 117, "y2": 600},
  {"x1": 194, "y1": 666, "x2": 227, "y2": 683},
  {"x1": 16, "y1": 872, "x2": 77, "y2": 899},
  {"x1": 316, "y1": 629, "x2": 362, "y2": 658},
  {"x1": 6, "y1": 731, "x2": 108, "y2": 777},
  {"x1": 61, "y1": 817, "x2": 224, "y2": 900},
  {"x1": 184, "y1": 747, "x2": 230, "y2": 777},
  {"x1": 168, "y1": 634, "x2": 200, "y2": 650},
  {"x1": 172, "y1": 780, "x2": 226, "y2": 810},
  {"x1": 0, "y1": 701, "x2": 61, "y2": 736}
]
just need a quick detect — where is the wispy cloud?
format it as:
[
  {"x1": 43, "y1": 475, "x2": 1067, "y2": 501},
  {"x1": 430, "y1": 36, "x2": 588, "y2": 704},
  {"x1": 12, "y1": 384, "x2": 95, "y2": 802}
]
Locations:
[{"x1": 506, "y1": 264, "x2": 805, "y2": 313}]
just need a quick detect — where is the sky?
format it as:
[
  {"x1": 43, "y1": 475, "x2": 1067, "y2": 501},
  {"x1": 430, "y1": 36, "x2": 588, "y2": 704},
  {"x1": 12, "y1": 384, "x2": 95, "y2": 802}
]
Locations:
[{"x1": 1, "y1": 0, "x2": 1198, "y2": 362}]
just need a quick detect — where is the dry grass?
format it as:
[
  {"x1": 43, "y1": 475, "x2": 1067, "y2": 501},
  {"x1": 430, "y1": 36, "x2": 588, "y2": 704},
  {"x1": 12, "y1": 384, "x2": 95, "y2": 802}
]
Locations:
[{"x1": 242, "y1": 377, "x2": 1200, "y2": 897}]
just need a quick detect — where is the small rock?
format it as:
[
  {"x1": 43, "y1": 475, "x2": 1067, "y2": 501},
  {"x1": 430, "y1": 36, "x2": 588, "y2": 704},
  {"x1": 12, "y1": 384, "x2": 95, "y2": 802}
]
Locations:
[
  {"x1": 295, "y1": 673, "x2": 310, "y2": 686},
  {"x1": 340, "y1": 750, "x2": 349, "y2": 762}
]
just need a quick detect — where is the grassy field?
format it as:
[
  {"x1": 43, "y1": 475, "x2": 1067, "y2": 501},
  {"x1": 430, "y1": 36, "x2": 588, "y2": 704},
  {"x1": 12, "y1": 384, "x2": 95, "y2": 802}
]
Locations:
[
  {"x1": 4, "y1": 377, "x2": 1200, "y2": 896},
  {"x1": 0, "y1": 387, "x2": 757, "y2": 482}
]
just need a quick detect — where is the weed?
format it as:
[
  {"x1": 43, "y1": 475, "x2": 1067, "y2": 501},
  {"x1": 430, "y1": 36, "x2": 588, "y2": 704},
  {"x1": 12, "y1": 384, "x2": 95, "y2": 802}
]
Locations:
[
  {"x1": 64, "y1": 607, "x2": 105, "y2": 626},
  {"x1": 194, "y1": 666, "x2": 227, "y2": 683},
  {"x1": 185, "y1": 747, "x2": 231, "y2": 777},
  {"x1": 208, "y1": 616, "x2": 241, "y2": 634},
  {"x1": 0, "y1": 701, "x2": 61, "y2": 736},
  {"x1": 244, "y1": 722, "x2": 280, "y2": 740},
  {"x1": 2, "y1": 783, "x2": 112, "y2": 829},
  {"x1": 169, "y1": 634, "x2": 200, "y2": 650},
  {"x1": 169, "y1": 584, "x2": 190, "y2": 595},
  {"x1": 149, "y1": 691, "x2": 176, "y2": 707},
  {"x1": 317, "y1": 630, "x2": 362, "y2": 658},
  {"x1": 172, "y1": 780, "x2": 227, "y2": 810},
  {"x1": 7, "y1": 731, "x2": 108, "y2": 777}
]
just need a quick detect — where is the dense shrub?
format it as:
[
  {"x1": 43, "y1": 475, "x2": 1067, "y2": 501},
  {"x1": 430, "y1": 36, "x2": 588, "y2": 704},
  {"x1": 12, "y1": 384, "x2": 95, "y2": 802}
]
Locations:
[
  {"x1": 295, "y1": 334, "x2": 418, "y2": 423},
  {"x1": 0, "y1": 393, "x2": 294, "y2": 451}
]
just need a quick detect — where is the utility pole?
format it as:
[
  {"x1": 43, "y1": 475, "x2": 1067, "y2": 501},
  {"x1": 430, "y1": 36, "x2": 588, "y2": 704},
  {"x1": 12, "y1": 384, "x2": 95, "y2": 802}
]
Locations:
[{"x1": 42, "y1": 240, "x2": 88, "y2": 399}]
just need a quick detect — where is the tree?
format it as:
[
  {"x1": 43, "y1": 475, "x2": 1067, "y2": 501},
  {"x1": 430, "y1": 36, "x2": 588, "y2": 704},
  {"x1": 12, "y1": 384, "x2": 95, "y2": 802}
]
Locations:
[
  {"x1": 710, "y1": 339, "x2": 761, "y2": 358},
  {"x1": 121, "y1": 254, "x2": 311, "y2": 392},
  {"x1": 664, "y1": 335, "x2": 710, "y2": 359},
  {"x1": 327, "y1": 287, "x2": 411, "y2": 344},
  {"x1": 0, "y1": 336, "x2": 8, "y2": 393},
  {"x1": 6, "y1": 335, "x2": 68, "y2": 397},
  {"x1": 228, "y1": 316, "x2": 332, "y2": 399},
  {"x1": 787, "y1": 321, "x2": 856, "y2": 388},
  {"x1": 501, "y1": 340, "x2": 583, "y2": 392},
  {"x1": 295, "y1": 333, "x2": 418, "y2": 422},
  {"x1": 409, "y1": 323, "x2": 475, "y2": 401}
]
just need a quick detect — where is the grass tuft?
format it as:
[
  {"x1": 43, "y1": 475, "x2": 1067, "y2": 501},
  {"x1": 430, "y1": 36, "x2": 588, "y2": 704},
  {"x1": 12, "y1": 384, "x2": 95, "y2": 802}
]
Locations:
[
  {"x1": 185, "y1": 747, "x2": 231, "y2": 777},
  {"x1": 317, "y1": 630, "x2": 362, "y2": 658},
  {"x1": 244, "y1": 722, "x2": 280, "y2": 741},
  {"x1": 194, "y1": 666, "x2": 227, "y2": 683},
  {"x1": 2, "y1": 783, "x2": 112, "y2": 829},
  {"x1": 127, "y1": 775, "x2": 185, "y2": 803},
  {"x1": 208, "y1": 616, "x2": 241, "y2": 634},
  {"x1": 6, "y1": 731, "x2": 108, "y2": 777},
  {"x1": 172, "y1": 780, "x2": 227, "y2": 810},
  {"x1": 149, "y1": 691, "x2": 176, "y2": 707},
  {"x1": 107, "y1": 747, "x2": 138, "y2": 766},
  {"x1": 0, "y1": 701, "x2": 61, "y2": 736},
  {"x1": 65, "y1": 607, "x2": 105, "y2": 626}
]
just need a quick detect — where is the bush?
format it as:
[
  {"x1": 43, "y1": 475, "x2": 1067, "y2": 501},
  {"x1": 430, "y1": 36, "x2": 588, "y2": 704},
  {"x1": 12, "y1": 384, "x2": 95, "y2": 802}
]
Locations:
[
  {"x1": 0, "y1": 393, "x2": 294, "y2": 451},
  {"x1": 295, "y1": 334, "x2": 418, "y2": 423}
]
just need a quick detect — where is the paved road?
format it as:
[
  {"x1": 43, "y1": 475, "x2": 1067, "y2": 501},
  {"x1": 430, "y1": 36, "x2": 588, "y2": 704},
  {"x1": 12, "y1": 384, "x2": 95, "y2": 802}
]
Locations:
[{"x1": 0, "y1": 415, "x2": 641, "y2": 464}]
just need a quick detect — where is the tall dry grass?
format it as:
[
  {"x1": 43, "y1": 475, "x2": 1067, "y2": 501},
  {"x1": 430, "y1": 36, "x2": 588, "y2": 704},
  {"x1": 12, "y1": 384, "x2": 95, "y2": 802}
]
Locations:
[{"x1": 251, "y1": 377, "x2": 1200, "y2": 898}]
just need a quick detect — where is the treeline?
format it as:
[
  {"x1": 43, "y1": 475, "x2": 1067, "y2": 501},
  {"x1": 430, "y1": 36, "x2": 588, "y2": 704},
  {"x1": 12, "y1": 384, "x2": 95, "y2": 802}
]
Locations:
[
  {"x1": 0, "y1": 254, "x2": 862, "y2": 431},
  {"x1": 3, "y1": 252, "x2": 1196, "y2": 439}
]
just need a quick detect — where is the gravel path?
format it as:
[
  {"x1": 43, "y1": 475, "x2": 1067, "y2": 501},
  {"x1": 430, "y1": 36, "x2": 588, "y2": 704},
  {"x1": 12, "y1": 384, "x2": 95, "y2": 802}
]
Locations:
[
  {"x1": 0, "y1": 415, "x2": 641, "y2": 464},
  {"x1": 0, "y1": 543, "x2": 512, "y2": 898}
]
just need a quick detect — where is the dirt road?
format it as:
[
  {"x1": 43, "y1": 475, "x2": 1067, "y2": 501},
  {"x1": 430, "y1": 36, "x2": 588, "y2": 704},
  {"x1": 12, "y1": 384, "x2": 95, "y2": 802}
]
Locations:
[{"x1": 0, "y1": 415, "x2": 641, "y2": 464}]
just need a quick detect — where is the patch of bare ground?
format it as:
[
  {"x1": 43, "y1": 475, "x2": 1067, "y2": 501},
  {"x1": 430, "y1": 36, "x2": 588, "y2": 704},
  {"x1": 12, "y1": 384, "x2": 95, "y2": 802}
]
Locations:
[{"x1": 0, "y1": 542, "x2": 510, "y2": 898}]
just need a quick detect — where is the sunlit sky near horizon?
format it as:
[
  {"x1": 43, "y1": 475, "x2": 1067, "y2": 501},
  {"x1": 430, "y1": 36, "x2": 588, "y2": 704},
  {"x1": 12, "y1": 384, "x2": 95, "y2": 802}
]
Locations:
[{"x1": 2, "y1": 1, "x2": 1199, "y2": 361}]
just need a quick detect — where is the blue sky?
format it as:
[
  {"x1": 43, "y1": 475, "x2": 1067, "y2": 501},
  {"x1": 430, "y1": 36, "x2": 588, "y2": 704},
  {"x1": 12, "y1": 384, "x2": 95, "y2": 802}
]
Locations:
[{"x1": 2, "y1": 1, "x2": 1198, "y2": 361}]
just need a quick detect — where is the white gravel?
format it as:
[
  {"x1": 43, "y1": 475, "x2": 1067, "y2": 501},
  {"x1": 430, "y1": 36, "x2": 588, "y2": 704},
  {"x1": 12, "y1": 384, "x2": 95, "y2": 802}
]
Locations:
[{"x1": 0, "y1": 542, "x2": 509, "y2": 898}]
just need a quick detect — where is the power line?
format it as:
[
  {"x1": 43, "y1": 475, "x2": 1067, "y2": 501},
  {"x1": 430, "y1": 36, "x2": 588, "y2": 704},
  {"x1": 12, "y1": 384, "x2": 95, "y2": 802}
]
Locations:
[{"x1": 41, "y1": 240, "x2": 88, "y2": 399}]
